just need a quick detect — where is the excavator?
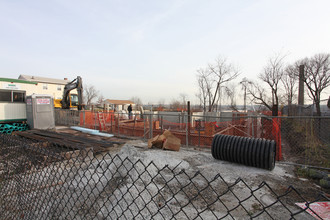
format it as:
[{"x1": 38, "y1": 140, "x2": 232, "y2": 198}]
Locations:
[{"x1": 54, "y1": 76, "x2": 84, "y2": 110}]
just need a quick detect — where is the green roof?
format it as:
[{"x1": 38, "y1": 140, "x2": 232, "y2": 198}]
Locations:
[{"x1": 0, "y1": 78, "x2": 37, "y2": 85}]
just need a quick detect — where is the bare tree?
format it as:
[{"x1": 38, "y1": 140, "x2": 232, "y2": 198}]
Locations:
[
  {"x1": 196, "y1": 68, "x2": 213, "y2": 112},
  {"x1": 247, "y1": 81, "x2": 272, "y2": 111},
  {"x1": 260, "y1": 54, "x2": 285, "y2": 115},
  {"x1": 282, "y1": 63, "x2": 299, "y2": 106},
  {"x1": 300, "y1": 53, "x2": 330, "y2": 116},
  {"x1": 179, "y1": 93, "x2": 188, "y2": 109},
  {"x1": 240, "y1": 77, "x2": 252, "y2": 111},
  {"x1": 248, "y1": 54, "x2": 285, "y2": 115},
  {"x1": 195, "y1": 92, "x2": 203, "y2": 110},
  {"x1": 170, "y1": 99, "x2": 181, "y2": 111},
  {"x1": 196, "y1": 57, "x2": 239, "y2": 112},
  {"x1": 84, "y1": 84, "x2": 99, "y2": 107},
  {"x1": 157, "y1": 98, "x2": 166, "y2": 110},
  {"x1": 208, "y1": 57, "x2": 240, "y2": 112},
  {"x1": 225, "y1": 84, "x2": 238, "y2": 111},
  {"x1": 97, "y1": 95, "x2": 105, "y2": 105},
  {"x1": 130, "y1": 96, "x2": 143, "y2": 109}
]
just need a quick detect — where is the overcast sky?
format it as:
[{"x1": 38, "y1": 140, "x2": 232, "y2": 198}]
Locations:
[{"x1": 1, "y1": 0, "x2": 330, "y2": 104}]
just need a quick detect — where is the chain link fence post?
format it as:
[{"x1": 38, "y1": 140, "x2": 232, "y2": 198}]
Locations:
[
  {"x1": 110, "y1": 114, "x2": 113, "y2": 133},
  {"x1": 143, "y1": 113, "x2": 146, "y2": 140},
  {"x1": 94, "y1": 111, "x2": 96, "y2": 130},
  {"x1": 149, "y1": 113, "x2": 153, "y2": 139},
  {"x1": 160, "y1": 115, "x2": 163, "y2": 132},
  {"x1": 186, "y1": 117, "x2": 188, "y2": 147},
  {"x1": 82, "y1": 110, "x2": 85, "y2": 127},
  {"x1": 117, "y1": 112, "x2": 120, "y2": 134}
]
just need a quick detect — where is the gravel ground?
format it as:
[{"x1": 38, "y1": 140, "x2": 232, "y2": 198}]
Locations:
[{"x1": 1, "y1": 137, "x2": 325, "y2": 219}]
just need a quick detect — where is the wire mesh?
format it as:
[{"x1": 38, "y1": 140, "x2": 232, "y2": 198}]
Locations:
[
  {"x1": 54, "y1": 109, "x2": 330, "y2": 169},
  {"x1": 0, "y1": 134, "x2": 328, "y2": 219}
]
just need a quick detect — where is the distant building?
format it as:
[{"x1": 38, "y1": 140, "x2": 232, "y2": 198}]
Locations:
[
  {"x1": 104, "y1": 99, "x2": 135, "y2": 111},
  {"x1": 18, "y1": 75, "x2": 76, "y2": 99}
]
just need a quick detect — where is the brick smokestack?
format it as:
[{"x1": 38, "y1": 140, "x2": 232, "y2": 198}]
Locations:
[{"x1": 298, "y1": 65, "x2": 304, "y2": 106}]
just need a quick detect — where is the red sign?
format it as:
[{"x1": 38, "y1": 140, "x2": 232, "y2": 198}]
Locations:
[{"x1": 36, "y1": 98, "x2": 50, "y2": 105}]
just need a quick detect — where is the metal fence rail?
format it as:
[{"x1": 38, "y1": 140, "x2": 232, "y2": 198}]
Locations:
[
  {"x1": 0, "y1": 135, "x2": 328, "y2": 219},
  {"x1": 55, "y1": 110, "x2": 330, "y2": 169}
]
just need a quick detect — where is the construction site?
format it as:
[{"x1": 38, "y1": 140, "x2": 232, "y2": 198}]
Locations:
[
  {"x1": 2, "y1": 0, "x2": 330, "y2": 218},
  {"x1": 0, "y1": 58, "x2": 329, "y2": 220},
  {"x1": 0, "y1": 74, "x2": 329, "y2": 219}
]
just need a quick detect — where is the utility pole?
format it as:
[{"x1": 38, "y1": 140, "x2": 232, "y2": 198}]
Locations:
[
  {"x1": 240, "y1": 78, "x2": 250, "y2": 112},
  {"x1": 218, "y1": 86, "x2": 222, "y2": 112},
  {"x1": 187, "y1": 101, "x2": 191, "y2": 146},
  {"x1": 298, "y1": 65, "x2": 305, "y2": 106},
  {"x1": 243, "y1": 85, "x2": 247, "y2": 111}
]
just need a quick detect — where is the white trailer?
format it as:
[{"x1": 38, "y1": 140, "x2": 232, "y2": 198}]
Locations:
[{"x1": 0, "y1": 78, "x2": 37, "y2": 123}]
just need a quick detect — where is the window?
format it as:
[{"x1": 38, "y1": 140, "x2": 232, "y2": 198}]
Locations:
[
  {"x1": 70, "y1": 94, "x2": 79, "y2": 106},
  {"x1": 0, "y1": 90, "x2": 11, "y2": 102},
  {"x1": 57, "y1": 85, "x2": 62, "y2": 91},
  {"x1": 0, "y1": 90, "x2": 25, "y2": 103},
  {"x1": 43, "y1": 83, "x2": 48, "y2": 90},
  {"x1": 13, "y1": 92, "x2": 25, "y2": 102}
]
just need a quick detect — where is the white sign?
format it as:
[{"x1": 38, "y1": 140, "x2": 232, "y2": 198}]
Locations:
[
  {"x1": 26, "y1": 99, "x2": 32, "y2": 105},
  {"x1": 2, "y1": 83, "x2": 20, "y2": 90},
  {"x1": 37, "y1": 98, "x2": 50, "y2": 105}
]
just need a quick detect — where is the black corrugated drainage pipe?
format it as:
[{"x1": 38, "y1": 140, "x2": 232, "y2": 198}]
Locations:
[{"x1": 211, "y1": 134, "x2": 276, "y2": 170}]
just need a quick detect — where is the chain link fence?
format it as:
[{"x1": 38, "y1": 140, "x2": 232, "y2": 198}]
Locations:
[
  {"x1": 1, "y1": 134, "x2": 329, "y2": 219},
  {"x1": 55, "y1": 110, "x2": 330, "y2": 169},
  {"x1": 281, "y1": 117, "x2": 330, "y2": 168}
]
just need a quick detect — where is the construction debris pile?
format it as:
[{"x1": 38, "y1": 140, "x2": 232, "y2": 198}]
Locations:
[
  {"x1": 148, "y1": 130, "x2": 181, "y2": 151},
  {"x1": 15, "y1": 129, "x2": 127, "y2": 154}
]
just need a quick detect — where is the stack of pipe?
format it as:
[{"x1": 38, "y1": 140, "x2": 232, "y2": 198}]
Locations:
[{"x1": 0, "y1": 123, "x2": 29, "y2": 134}]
